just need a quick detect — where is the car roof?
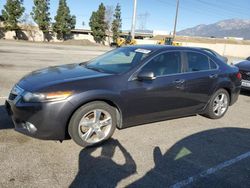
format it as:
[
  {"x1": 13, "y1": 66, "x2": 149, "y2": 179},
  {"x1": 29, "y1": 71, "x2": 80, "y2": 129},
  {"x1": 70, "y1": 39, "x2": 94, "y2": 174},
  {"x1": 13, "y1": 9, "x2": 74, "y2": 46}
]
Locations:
[
  {"x1": 123, "y1": 45, "x2": 207, "y2": 53},
  {"x1": 196, "y1": 47, "x2": 218, "y2": 54}
]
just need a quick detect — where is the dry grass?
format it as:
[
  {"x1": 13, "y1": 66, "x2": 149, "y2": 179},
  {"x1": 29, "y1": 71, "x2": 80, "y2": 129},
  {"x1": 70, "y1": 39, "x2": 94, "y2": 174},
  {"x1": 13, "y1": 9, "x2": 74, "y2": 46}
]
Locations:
[
  {"x1": 61, "y1": 39, "x2": 98, "y2": 46},
  {"x1": 0, "y1": 38, "x2": 98, "y2": 46}
]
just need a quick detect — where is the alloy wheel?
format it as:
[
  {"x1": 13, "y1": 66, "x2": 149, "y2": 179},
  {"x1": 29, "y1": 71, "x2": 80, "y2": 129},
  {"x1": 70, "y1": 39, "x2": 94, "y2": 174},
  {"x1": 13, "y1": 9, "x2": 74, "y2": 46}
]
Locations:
[
  {"x1": 78, "y1": 109, "x2": 112, "y2": 144},
  {"x1": 213, "y1": 93, "x2": 228, "y2": 117}
]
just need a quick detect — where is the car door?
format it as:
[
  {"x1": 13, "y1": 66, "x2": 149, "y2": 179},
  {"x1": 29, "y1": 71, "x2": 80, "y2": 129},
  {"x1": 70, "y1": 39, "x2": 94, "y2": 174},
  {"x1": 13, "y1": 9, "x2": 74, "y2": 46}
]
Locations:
[
  {"x1": 181, "y1": 51, "x2": 220, "y2": 113},
  {"x1": 122, "y1": 51, "x2": 191, "y2": 127}
]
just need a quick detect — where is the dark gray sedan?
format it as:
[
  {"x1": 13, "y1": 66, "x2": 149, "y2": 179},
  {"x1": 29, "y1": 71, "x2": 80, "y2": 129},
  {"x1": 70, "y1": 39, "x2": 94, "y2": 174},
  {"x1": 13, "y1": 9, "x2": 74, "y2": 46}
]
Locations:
[{"x1": 5, "y1": 45, "x2": 241, "y2": 147}]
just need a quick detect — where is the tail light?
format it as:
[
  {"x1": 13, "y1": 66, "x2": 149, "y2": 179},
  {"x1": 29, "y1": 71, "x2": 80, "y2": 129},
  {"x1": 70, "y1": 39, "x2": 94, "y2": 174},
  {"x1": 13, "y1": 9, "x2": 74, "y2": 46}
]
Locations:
[{"x1": 236, "y1": 72, "x2": 242, "y2": 80}]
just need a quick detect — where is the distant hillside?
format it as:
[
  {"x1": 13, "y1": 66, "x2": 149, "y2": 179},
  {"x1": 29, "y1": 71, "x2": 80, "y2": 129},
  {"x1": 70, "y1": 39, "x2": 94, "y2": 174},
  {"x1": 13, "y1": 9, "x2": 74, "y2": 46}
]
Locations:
[{"x1": 177, "y1": 19, "x2": 250, "y2": 40}]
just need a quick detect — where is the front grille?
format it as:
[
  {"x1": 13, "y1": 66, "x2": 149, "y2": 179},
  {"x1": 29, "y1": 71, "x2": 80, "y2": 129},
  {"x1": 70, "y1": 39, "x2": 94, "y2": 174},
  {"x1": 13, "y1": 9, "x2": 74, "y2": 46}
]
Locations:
[{"x1": 240, "y1": 71, "x2": 250, "y2": 81}]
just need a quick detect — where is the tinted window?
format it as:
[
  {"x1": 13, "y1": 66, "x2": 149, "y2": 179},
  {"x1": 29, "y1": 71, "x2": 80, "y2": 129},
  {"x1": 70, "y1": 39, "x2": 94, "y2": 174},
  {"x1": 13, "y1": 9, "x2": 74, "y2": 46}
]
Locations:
[
  {"x1": 210, "y1": 60, "x2": 218, "y2": 69},
  {"x1": 141, "y1": 52, "x2": 182, "y2": 76},
  {"x1": 187, "y1": 52, "x2": 210, "y2": 72},
  {"x1": 85, "y1": 47, "x2": 150, "y2": 74}
]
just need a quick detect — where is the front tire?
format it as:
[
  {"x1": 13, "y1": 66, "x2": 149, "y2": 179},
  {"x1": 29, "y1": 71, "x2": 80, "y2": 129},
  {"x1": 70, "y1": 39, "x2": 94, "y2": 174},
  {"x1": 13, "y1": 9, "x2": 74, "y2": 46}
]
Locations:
[
  {"x1": 204, "y1": 89, "x2": 230, "y2": 119},
  {"x1": 68, "y1": 101, "x2": 117, "y2": 147}
]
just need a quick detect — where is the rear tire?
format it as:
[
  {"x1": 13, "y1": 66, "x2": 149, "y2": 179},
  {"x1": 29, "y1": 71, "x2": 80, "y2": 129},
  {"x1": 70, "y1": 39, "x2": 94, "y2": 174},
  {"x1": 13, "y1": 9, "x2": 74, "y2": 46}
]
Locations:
[
  {"x1": 204, "y1": 89, "x2": 230, "y2": 119},
  {"x1": 68, "y1": 101, "x2": 117, "y2": 147}
]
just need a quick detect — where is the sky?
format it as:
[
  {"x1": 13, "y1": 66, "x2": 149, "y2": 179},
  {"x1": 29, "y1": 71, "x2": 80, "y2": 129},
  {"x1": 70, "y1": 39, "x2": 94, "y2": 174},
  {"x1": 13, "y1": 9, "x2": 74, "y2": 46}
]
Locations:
[{"x1": 0, "y1": 0, "x2": 250, "y2": 33}]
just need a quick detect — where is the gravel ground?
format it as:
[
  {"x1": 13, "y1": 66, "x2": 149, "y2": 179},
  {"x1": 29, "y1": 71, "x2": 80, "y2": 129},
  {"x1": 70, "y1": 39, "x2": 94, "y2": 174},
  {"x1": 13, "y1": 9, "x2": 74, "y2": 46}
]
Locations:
[{"x1": 0, "y1": 40, "x2": 250, "y2": 188}]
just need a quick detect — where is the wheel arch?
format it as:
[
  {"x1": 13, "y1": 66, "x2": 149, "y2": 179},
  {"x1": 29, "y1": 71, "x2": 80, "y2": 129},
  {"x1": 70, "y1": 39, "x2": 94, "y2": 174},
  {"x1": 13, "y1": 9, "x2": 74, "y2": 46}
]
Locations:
[
  {"x1": 211, "y1": 79, "x2": 233, "y2": 105},
  {"x1": 65, "y1": 98, "x2": 123, "y2": 139},
  {"x1": 221, "y1": 87, "x2": 232, "y2": 104}
]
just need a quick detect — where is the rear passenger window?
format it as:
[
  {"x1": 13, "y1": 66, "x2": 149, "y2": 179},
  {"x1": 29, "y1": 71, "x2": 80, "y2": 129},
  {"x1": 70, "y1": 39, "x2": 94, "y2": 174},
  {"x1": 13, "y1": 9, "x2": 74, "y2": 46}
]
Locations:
[
  {"x1": 187, "y1": 52, "x2": 210, "y2": 72},
  {"x1": 210, "y1": 60, "x2": 218, "y2": 69},
  {"x1": 141, "y1": 52, "x2": 182, "y2": 77},
  {"x1": 186, "y1": 52, "x2": 217, "y2": 72}
]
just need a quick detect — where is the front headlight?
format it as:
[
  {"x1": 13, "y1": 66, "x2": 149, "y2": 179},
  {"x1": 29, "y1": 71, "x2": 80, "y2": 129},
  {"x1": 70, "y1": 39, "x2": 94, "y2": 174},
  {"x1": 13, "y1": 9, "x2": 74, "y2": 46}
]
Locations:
[{"x1": 23, "y1": 91, "x2": 73, "y2": 102}]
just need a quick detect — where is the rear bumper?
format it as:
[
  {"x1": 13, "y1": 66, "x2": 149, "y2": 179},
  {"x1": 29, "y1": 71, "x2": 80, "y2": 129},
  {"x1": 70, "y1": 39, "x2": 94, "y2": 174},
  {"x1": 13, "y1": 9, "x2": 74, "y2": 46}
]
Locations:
[
  {"x1": 241, "y1": 79, "x2": 250, "y2": 91},
  {"x1": 5, "y1": 99, "x2": 74, "y2": 140},
  {"x1": 241, "y1": 86, "x2": 250, "y2": 91}
]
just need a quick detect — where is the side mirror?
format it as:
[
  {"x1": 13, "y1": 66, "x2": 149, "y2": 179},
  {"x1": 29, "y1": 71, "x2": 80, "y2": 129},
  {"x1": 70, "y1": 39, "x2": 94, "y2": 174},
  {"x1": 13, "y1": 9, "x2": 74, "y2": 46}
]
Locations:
[{"x1": 137, "y1": 71, "x2": 156, "y2": 81}]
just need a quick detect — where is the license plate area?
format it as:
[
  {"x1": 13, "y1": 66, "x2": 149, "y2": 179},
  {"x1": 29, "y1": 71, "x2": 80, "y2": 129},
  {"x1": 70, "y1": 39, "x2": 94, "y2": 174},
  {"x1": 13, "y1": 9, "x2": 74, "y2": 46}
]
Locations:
[{"x1": 242, "y1": 80, "x2": 250, "y2": 88}]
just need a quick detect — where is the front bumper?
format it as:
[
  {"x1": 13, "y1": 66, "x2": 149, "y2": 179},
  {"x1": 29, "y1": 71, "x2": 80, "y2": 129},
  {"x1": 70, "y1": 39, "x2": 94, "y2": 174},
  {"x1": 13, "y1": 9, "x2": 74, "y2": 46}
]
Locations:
[{"x1": 5, "y1": 98, "x2": 75, "y2": 140}]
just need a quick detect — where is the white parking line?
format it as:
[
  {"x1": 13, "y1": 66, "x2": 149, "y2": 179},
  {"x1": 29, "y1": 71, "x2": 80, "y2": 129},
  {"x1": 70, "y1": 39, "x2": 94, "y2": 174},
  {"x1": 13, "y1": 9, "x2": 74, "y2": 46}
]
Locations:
[
  {"x1": 170, "y1": 151, "x2": 250, "y2": 188},
  {"x1": 0, "y1": 97, "x2": 7, "y2": 99}
]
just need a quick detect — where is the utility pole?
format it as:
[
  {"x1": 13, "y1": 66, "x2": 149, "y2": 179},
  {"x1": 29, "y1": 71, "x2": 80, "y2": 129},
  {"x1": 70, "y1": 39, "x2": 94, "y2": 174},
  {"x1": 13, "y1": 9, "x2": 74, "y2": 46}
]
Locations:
[
  {"x1": 131, "y1": 0, "x2": 137, "y2": 39},
  {"x1": 173, "y1": 0, "x2": 179, "y2": 40}
]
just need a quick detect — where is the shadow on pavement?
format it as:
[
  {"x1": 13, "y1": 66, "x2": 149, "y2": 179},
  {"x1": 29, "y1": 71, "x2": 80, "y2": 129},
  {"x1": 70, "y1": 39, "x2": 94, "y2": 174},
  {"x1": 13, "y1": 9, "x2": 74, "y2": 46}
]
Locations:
[
  {"x1": 70, "y1": 139, "x2": 137, "y2": 188},
  {"x1": 0, "y1": 105, "x2": 14, "y2": 129},
  {"x1": 240, "y1": 90, "x2": 250, "y2": 96},
  {"x1": 128, "y1": 128, "x2": 250, "y2": 188}
]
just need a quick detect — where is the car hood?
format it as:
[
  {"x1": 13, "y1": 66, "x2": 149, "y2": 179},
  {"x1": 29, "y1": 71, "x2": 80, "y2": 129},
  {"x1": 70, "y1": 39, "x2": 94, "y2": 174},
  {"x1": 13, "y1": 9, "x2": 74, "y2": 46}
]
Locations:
[
  {"x1": 235, "y1": 60, "x2": 250, "y2": 71},
  {"x1": 18, "y1": 63, "x2": 111, "y2": 92}
]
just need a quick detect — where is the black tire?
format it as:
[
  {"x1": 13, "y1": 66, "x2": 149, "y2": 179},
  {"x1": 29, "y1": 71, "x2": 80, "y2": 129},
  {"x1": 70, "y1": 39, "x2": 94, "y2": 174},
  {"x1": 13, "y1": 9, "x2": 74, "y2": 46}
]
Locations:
[
  {"x1": 204, "y1": 89, "x2": 230, "y2": 119},
  {"x1": 68, "y1": 101, "x2": 117, "y2": 147},
  {"x1": 110, "y1": 42, "x2": 118, "y2": 48}
]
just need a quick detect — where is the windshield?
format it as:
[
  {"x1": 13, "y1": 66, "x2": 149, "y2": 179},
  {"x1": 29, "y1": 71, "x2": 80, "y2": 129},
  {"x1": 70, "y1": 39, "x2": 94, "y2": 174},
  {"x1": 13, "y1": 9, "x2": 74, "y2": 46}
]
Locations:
[{"x1": 84, "y1": 47, "x2": 151, "y2": 74}]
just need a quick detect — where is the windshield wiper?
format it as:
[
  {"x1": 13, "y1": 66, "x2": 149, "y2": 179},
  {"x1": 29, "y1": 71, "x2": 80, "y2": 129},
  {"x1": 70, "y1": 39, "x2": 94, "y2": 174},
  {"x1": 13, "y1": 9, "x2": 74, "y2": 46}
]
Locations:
[{"x1": 84, "y1": 65, "x2": 106, "y2": 73}]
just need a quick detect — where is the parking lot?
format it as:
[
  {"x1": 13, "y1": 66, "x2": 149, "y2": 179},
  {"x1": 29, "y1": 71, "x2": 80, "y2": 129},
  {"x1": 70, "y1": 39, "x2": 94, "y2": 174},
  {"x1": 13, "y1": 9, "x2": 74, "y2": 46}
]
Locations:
[{"x1": 0, "y1": 40, "x2": 250, "y2": 188}]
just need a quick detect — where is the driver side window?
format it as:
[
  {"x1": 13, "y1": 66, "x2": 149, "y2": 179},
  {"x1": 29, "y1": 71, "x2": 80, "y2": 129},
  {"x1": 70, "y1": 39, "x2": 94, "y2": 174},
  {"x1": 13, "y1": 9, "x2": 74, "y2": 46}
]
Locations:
[{"x1": 141, "y1": 52, "x2": 182, "y2": 77}]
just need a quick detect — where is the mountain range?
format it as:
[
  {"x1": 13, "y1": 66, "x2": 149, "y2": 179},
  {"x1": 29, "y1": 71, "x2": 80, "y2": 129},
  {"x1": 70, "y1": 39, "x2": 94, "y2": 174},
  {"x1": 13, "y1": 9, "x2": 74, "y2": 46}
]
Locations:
[{"x1": 177, "y1": 19, "x2": 250, "y2": 40}]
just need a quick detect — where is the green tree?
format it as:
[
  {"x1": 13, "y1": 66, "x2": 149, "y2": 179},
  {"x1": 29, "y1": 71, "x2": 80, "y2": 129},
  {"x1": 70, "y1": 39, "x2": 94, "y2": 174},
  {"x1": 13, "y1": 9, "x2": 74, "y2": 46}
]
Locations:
[
  {"x1": 31, "y1": 0, "x2": 51, "y2": 41},
  {"x1": 0, "y1": 15, "x2": 4, "y2": 22},
  {"x1": 111, "y1": 3, "x2": 122, "y2": 42},
  {"x1": 1, "y1": 0, "x2": 25, "y2": 37},
  {"x1": 53, "y1": 0, "x2": 76, "y2": 40},
  {"x1": 89, "y1": 3, "x2": 107, "y2": 44}
]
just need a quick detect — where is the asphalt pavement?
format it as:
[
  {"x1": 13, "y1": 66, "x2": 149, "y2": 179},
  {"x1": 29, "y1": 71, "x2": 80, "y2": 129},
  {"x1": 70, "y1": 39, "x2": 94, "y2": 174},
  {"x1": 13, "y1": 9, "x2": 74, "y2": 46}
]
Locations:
[{"x1": 0, "y1": 40, "x2": 250, "y2": 188}]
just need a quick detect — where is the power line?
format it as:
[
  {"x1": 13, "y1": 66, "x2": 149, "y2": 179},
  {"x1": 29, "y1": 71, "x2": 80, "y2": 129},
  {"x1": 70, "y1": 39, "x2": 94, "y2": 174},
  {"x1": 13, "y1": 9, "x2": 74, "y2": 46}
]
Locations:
[
  {"x1": 195, "y1": 0, "x2": 249, "y2": 18},
  {"x1": 183, "y1": 0, "x2": 246, "y2": 18},
  {"x1": 205, "y1": 0, "x2": 250, "y2": 12},
  {"x1": 156, "y1": 0, "x2": 248, "y2": 19},
  {"x1": 153, "y1": 0, "x2": 250, "y2": 34}
]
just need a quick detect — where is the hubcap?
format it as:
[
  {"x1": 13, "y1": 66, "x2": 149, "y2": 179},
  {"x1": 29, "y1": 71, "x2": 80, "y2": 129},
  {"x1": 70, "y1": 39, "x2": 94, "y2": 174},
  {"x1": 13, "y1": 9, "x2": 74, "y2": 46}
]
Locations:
[
  {"x1": 213, "y1": 93, "x2": 228, "y2": 117},
  {"x1": 78, "y1": 109, "x2": 112, "y2": 144}
]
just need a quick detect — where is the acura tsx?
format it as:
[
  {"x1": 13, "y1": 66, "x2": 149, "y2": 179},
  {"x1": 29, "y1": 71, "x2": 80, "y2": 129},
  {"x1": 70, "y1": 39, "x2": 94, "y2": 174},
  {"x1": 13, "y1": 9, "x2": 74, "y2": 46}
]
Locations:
[{"x1": 5, "y1": 45, "x2": 241, "y2": 147}]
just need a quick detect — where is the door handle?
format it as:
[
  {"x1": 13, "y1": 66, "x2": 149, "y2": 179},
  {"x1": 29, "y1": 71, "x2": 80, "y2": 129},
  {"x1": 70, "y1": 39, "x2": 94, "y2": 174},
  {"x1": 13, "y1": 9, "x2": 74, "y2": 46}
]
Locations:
[
  {"x1": 173, "y1": 79, "x2": 185, "y2": 84},
  {"x1": 209, "y1": 74, "x2": 218, "y2": 79},
  {"x1": 173, "y1": 79, "x2": 185, "y2": 89}
]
